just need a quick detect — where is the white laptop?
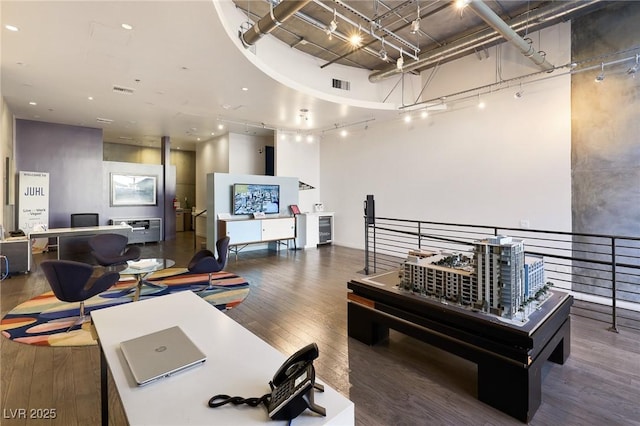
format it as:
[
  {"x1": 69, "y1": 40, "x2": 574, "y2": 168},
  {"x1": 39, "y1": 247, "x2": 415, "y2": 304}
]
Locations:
[{"x1": 120, "y1": 326, "x2": 207, "y2": 386}]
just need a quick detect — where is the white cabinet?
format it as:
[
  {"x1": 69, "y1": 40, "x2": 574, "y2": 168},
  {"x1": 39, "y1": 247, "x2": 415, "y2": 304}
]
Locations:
[
  {"x1": 218, "y1": 217, "x2": 295, "y2": 246},
  {"x1": 261, "y1": 217, "x2": 295, "y2": 241},
  {"x1": 222, "y1": 219, "x2": 262, "y2": 244}
]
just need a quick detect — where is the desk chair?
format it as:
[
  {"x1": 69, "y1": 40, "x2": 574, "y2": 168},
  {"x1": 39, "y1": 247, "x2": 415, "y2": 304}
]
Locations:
[
  {"x1": 89, "y1": 233, "x2": 141, "y2": 266},
  {"x1": 40, "y1": 260, "x2": 120, "y2": 329},
  {"x1": 70, "y1": 213, "x2": 99, "y2": 228}
]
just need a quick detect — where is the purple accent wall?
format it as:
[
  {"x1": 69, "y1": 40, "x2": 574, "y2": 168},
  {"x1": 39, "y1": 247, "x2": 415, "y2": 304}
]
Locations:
[
  {"x1": 15, "y1": 119, "x2": 104, "y2": 228},
  {"x1": 15, "y1": 120, "x2": 172, "y2": 238}
]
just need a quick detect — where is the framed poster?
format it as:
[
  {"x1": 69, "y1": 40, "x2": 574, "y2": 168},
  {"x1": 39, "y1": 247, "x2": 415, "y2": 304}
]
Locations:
[{"x1": 110, "y1": 173, "x2": 157, "y2": 206}]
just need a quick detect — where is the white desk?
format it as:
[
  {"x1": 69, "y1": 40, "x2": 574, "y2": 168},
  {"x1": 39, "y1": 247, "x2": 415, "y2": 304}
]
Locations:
[
  {"x1": 91, "y1": 291, "x2": 354, "y2": 425},
  {"x1": 29, "y1": 225, "x2": 131, "y2": 262}
]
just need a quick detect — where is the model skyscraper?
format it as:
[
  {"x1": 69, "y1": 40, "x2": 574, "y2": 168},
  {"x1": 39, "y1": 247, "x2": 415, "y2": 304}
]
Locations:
[{"x1": 400, "y1": 236, "x2": 547, "y2": 319}]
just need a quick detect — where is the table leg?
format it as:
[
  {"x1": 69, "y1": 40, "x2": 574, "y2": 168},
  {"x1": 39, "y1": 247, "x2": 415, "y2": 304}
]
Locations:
[
  {"x1": 133, "y1": 275, "x2": 142, "y2": 302},
  {"x1": 347, "y1": 301, "x2": 389, "y2": 345},
  {"x1": 100, "y1": 343, "x2": 108, "y2": 426}
]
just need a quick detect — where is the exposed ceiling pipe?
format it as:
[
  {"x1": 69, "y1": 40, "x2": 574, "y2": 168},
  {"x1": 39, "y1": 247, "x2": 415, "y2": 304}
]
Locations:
[
  {"x1": 467, "y1": 0, "x2": 554, "y2": 71},
  {"x1": 369, "y1": 0, "x2": 602, "y2": 82},
  {"x1": 240, "y1": 0, "x2": 311, "y2": 47}
]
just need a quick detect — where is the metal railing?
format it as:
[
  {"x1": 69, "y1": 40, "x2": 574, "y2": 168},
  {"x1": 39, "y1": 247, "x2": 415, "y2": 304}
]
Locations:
[{"x1": 364, "y1": 217, "x2": 640, "y2": 332}]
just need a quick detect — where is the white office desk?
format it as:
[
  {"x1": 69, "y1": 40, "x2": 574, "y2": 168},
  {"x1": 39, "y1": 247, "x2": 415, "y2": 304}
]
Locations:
[
  {"x1": 29, "y1": 225, "x2": 131, "y2": 261},
  {"x1": 91, "y1": 291, "x2": 354, "y2": 425}
]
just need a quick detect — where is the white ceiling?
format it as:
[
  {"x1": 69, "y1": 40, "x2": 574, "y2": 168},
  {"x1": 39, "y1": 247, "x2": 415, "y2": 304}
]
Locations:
[
  {"x1": 1, "y1": 0, "x2": 399, "y2": 150},
  {"x1": 1, "y1": 1, "x2": 606, "y2": 151}
]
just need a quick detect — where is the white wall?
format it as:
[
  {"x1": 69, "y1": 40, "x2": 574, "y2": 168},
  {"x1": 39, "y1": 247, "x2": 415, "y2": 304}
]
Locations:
[
  {"x1": 196, "y1": 132, "x2": 276, "y2": 237},
  {"x1": 320, "y1": 23, "x2": 572, "y2": 250},
  {"x1": 228, "y1": 133, "x2": 273, "y2": 175},
  {"x1": 195, "y1": 134, "x2": 229, "y2": 236},
  {"x1": 275, "y1": 130, "x2": 320, "y2": 214}
]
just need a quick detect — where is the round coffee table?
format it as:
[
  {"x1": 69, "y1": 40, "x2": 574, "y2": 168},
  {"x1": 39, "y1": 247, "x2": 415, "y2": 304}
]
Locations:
[{"x1": 118, "y1": 258, "x2": 175, "y2": 301}]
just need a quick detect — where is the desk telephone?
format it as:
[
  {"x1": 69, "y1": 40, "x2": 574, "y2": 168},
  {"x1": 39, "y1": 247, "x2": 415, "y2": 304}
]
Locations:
[{"x1": 208, "y1": 343, "x2": 326, "y2": 421}]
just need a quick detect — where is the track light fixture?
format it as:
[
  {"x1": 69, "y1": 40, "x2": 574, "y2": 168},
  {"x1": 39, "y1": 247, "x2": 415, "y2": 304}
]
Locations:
[
  {"x1": 595, "y1": 62, "x2": 605, "y2": 82},
  {"x1": 410, "y1": 18, "x2": 420, "y2": 34},
  {"x1": 379, "y1": 39, "x2": 388, "y2": 61},
  {"x1": 514, "y1": 83, "x2": 523, "y2": 99},
  {"x1": 397, "y1": 48, "x2": 404, "y2": 70},
  {"x1": 410, "y1": 4, "x2": 420, "y2": 34},
  {"x1": 325, "y1": 9, "x2": 337, "y2": 39},
  {"x1": 627, "y1": 54, "x2": 639, "y2": 76},
  {"x1": 477, "y1": 93, "x2": 486, "y2": 109}
]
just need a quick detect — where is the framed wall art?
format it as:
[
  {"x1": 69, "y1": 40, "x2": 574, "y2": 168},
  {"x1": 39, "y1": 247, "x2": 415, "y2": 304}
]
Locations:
[{"x1": 110, "y1": 173, "x2": 157, "y2": 206}]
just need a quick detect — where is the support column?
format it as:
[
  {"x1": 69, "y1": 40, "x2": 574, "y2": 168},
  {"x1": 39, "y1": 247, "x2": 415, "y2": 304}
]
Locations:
[{"x1": 161, "y1": 136, "x2": 175, "y2": 241}]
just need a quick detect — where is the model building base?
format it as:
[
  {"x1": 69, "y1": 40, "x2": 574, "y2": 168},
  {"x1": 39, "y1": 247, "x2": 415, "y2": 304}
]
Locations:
[{"x1": 348, "y1": 270, "x2": 573, "y2": 422}]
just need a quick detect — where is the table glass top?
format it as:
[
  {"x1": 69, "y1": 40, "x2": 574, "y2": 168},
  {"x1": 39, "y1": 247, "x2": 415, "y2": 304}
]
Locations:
[{"x1": 119, "y1": 258, "x2": 175, "y2": 275}]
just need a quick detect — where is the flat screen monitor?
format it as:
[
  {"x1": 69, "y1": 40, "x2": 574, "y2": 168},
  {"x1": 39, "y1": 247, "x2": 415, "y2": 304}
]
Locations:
[{"x1": 232, "y1": 184, "x2": 280, "y2": 215}]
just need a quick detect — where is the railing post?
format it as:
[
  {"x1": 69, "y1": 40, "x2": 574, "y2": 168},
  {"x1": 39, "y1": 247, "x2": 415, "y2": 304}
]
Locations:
[
  {"x1": 364, "y1": 217, "x2": 369, "y2": 275},
  {"x1": 372, "y1": 221, "x2": 377, "y2": 274},
  {"x1": 609, "y1": 237, "x2": 619, "y2": 333},
  {"x1": 418, "y1": 222, "x2": 421, "y2": 249}
]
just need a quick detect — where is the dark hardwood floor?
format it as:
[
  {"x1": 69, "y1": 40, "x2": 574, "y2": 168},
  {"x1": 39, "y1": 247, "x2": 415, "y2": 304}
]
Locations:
[{"x1": 1, "y1": 232, "x2": 639, "y2": 425}]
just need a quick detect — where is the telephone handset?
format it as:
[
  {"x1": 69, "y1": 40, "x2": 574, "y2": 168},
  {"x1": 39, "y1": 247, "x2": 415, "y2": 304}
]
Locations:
[
  {"x1": 208, "y1": 343, "x2": 326, "y2": 421},
  {"x1": 267, "y1": 343, "x2": 326, "y2": 421}
]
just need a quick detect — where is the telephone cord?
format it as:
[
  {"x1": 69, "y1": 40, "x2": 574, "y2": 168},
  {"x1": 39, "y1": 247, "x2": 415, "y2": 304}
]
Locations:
[{"x1": 208, "y1": 393, "x2": 271, "y2": 409}]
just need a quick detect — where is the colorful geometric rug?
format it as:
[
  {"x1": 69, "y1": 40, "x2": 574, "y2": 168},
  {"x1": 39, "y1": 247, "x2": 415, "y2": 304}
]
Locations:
[{"x1": 1, "y1": 269, "x2": 249, "y2": 347}]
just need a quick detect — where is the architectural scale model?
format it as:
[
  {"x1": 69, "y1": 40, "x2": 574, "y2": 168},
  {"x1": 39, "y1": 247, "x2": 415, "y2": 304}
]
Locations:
[{"x1": 400, "y1": 235, "x2": 550, "y2": 320}]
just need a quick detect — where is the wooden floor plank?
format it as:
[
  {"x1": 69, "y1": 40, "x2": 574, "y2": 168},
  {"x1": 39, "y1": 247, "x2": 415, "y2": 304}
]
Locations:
[{"x1": 1, "y1": 232, "x2": 639, "y2": 425}]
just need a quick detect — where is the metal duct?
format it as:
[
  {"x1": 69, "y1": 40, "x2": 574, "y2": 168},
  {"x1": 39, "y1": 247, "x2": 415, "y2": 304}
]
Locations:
[
  {"x1": 240, "y1": 0, "x2": 311, "y2": 47},
  {"x1": 467, "y1": 0, "x2": 553, "y2": 71},
  {"x1": 369, "y1": 0, "x2": 602, "y2": 82}
]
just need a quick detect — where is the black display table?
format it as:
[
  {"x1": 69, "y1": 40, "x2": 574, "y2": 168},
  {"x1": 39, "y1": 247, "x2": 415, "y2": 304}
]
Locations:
[{"x1": 347, "y1": 271, "x2": 573, "y2": 422}]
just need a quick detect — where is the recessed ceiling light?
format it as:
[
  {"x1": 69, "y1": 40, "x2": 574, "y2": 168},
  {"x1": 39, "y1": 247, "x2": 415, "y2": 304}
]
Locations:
[
  {"x1": 196, "y1": 138, "x2": 200, "y2": 141},
  {"x1": 121, "y1": 23, "x2": 133, "y2": 30},
  {"x1": 340, "y1": 129, "x2": 348, "y2": 137},
  {"x1": 218, "y1": 124, "x2": 224, "y2": 130},
  {"x1": 88, "y1": 96, "x2": 94, "y2": 101},
  {"x1": 421, "y1": 111, "x2": 428, "y2": 119},
  {"x1": 5, "y1": 25, "x2": 19, "y2": 32},
  {"x1": 241, "y1": 87, "x2": 248, "y2": 91},
  {"x1": 404, "y1": 115, "x2": 411, "y2": 123},
  {"x1": 29, "y1": 101, "x2": 37, "y2": 106},
  {"x1": 210, "y1": 132, "x2": 215, "y2": 136}
]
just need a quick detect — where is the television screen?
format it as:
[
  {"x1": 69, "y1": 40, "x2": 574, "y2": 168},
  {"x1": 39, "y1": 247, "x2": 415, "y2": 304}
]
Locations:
[{"x1": 233, "y1": 184, "x2": 280, "y2": 215}]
